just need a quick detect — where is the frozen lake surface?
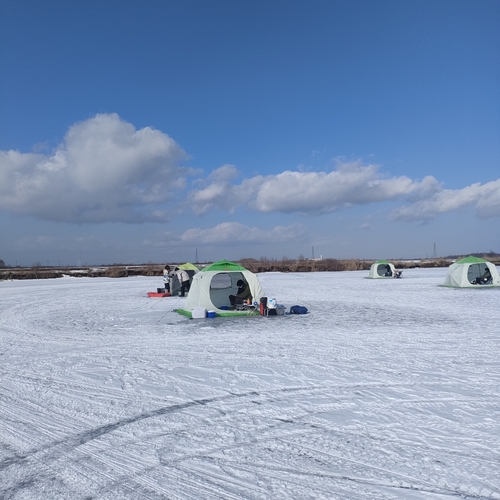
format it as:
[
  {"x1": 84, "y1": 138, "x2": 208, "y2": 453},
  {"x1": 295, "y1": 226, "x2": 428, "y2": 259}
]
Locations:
[{"x1": 1, "y1": 268, "x2": 499, "y2": 499}]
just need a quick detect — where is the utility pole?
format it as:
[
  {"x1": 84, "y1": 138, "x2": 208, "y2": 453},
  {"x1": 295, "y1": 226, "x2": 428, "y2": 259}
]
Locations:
[
  {"x1": 312, "y1": 246, "x2": 315, "y2": 260},
  {"x1": 433, "y1": 243, "x2": 437, "y2": 259}
]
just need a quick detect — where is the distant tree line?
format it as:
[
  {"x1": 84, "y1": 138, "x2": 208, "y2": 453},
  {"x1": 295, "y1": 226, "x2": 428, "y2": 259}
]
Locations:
[
  {"x1": 1, "y1": 253, "x2": 498, "y2": 281},
  {"x1": 446, "y1": 251, "x2": 499, "y2": 259},
  {"x1": 236, "y1": 257, "x2": 456, "y2": 273}
]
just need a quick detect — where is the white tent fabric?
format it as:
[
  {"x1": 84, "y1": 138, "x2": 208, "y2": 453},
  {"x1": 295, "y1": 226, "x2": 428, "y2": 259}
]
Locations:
[
  {"x1": 368, "y1": 261, "x2": 396, "y2": 279},
  {"x1": 442, "y1": 258, "x2": 500, "y2": 288},
  {"x1": 182, "y1": 263, "x2": 265, "y2": 316}
]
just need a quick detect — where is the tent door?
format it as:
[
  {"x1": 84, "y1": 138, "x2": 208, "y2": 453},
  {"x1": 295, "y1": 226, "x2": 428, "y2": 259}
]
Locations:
[{"x1": 467, "y1": 263, "x2": 488, "y2": 284}]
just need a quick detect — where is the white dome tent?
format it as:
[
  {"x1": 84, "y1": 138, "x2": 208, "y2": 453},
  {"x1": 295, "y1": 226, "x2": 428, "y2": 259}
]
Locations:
[
  {"x1": 442, "y1": 256, "x2": 500, "y2": 288},
  {"x1": 367, "y1": 260, "x2": 397, "y2": 279},
  {"x1": 175, "y1": 260, "x2": 265, "y2": 318}
]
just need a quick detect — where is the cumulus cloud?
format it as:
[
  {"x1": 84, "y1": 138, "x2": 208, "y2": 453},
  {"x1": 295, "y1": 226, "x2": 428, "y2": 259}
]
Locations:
[
  {"x1": 391, "y1": 179, "x2": 500, "y2": 221},
  {"x1": 188, "y1": 175, "x2": 265, "y2": 215},
  {"x1": 188, "y1": 160, "x2": 442, "y2": 215},
  {"x1": 0, "y1": 113, "x2": 190, "y2": 222},
  {"x1": 189, "y1": 160, "x2": 500, "y2": 222},
  {"x1": 4, "y1": 115, "x2": 498, "y2": 227},
  {"x1": 179, "y1": 222, "x2": 306, "y2": 245},
  {"x1": 208, "y1": 164, "x2": 239, "y2": 182}
]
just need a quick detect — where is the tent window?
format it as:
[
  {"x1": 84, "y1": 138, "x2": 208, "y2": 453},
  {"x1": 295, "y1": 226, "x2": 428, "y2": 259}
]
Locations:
[
  {"x1": 210, "y1": 273, "x2": 232, "y2": 289},
  {"x1": 468, "y1": 263, "x2": 488, "y2": 284},
  {"x1": 377, "y1": 264, "x2": 392, "y2": 277}
]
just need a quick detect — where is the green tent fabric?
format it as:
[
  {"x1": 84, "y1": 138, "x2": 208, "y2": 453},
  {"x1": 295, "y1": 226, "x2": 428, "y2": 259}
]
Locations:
[
  {"x1": 175, "y1": 260, "x2": 265, "y2": 317},
  {"x1": 178, "y1": 262, "x2": 200, "y2": 271},
  {"x1": 442, "y1": 256, "x2": 500, "y2": 288},
  {"x1": 200, "y1": 260, "x2": 247, "y2": 272},
  {"x1": 454, "y1": 256, "x2": 487, "y2": 265}
]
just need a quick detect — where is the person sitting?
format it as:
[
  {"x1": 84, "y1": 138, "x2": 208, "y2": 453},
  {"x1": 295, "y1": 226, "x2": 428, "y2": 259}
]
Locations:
[
  {"x1": 474, "y1": 267, "x2": 492, "y2": 285},
  {"x1": 229, "y1": 279, "x2": 252, "y2": 307},
  {"x1": 385, "y1": 264, "x2": 392, "y2": 277}
]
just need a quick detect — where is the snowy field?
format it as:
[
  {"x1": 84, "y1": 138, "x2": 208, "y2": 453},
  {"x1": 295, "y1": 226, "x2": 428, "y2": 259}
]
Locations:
[{"x1": 1, "y1": 268, "x2": 499, "y2": 500}]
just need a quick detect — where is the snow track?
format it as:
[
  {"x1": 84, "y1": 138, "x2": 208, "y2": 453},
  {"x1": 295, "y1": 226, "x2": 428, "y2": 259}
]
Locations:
[{"x1": 1, "y1": 270, "x2": 499, "y2": 499}]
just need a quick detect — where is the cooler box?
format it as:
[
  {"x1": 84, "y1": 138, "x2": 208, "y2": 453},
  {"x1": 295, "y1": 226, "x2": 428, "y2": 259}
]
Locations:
[{"x1": 191, "y1": 307, "x2": 206, "y2": 319}]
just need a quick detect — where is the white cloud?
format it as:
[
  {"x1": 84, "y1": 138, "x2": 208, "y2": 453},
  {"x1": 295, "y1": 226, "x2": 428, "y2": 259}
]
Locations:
[
  {"x1": 0, "y1": 113, "x2": 190, "y2": 222},
  {"x1": 189, "y1": 161, "x2": 500, "y2": 223},
  {"x1": 188, "y1": 175, "x2": 264, "y2": 215},
  {"x1": 391, "y1": 179, "x2": 500, "y2": 221},
  {"x1": 208, "y1": 164, "x2": 239, "y2": 182},
  {"x1": 360, "y1": 223, "x2": 375, "y2": 231},
  {"x1": 4, "y1": 114, "x2": 498, "y2": 228},
  {"x1": 179, "y1": 222, "x2": 306, "y2": 245},
  {"x1": 189, "y1": 160, "x2": 442, "y2": 215}
]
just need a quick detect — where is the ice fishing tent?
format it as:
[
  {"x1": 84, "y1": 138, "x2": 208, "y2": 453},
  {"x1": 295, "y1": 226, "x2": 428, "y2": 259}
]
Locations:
[
  {"x1": 179, "y1": 262, "x2": 199, "y2": 275},
  {"x1": 170, "y1": 262, "x2": 199, "y2": 296},
  {"x1": 176, "y1": 260, "x2": 265, "y2": 317},
  {"x1": 442, "y1": 256, "x2": 500, "y2": 288},
  {"x1": 367, "y1": 260, "x2": 396, "y2": 279}
]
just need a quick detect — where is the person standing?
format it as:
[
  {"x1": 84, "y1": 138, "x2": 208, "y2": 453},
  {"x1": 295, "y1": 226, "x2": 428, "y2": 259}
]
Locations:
[
  {"x1": 175, "y1": 267, "x2": 191, "y2": 297},
  {"x1": 162, "y1": 265, "x2": 172, "y2": 293}
]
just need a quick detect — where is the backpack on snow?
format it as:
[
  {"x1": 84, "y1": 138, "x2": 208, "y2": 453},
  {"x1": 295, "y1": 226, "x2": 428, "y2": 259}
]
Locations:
[{"x1": 290, "y1": 305, "x2": 308, "y2": 314}]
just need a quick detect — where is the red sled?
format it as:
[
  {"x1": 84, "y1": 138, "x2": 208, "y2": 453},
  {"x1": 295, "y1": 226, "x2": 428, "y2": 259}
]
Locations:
[{"x1": 147, "y1": 292, "x2": 171, "y2": 297}]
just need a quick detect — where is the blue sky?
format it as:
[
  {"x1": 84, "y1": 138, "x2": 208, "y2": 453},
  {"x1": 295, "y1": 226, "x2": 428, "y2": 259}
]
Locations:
[{"x1": 1, "y1": 0, "x2": 499, "y2": 266}]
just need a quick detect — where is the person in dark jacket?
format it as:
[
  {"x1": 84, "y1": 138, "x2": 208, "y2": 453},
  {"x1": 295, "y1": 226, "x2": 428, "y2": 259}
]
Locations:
[
  {"x1": 474, "y1": 267, "x2": 491, "y2": 285},
  {"x1": 229, "y1": 279, "x2": 252, "y2": 306}
]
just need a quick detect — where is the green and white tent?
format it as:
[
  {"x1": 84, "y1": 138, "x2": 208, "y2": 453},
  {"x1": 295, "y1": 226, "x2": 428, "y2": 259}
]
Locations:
[
  {"x1": 175, "y1": 260, "x2": 265, "y2": 317},
  {"x1": 367, "y1": 260, "x2": 396, "y2": 279},
  {"x1": 442, "y1": 256, "x2": 500, "y2": 288}
]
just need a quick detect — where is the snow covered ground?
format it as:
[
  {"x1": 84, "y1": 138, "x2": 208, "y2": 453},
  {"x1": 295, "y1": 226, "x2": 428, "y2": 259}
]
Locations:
[{"x1": 1, "y1": 268, "x2": 499, "y2": 500}]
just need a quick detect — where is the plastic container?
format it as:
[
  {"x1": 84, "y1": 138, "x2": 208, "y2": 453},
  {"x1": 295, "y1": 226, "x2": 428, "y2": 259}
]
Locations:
[
  {"x1": 267, "y1": 298, "x2": 277, "y2": 309},
  {"x1": 207, "y1": 310, "x2": 216, "y2": 318},
  {"x1": 192, "y1": 307, "x2": 206, "y2": 319}
]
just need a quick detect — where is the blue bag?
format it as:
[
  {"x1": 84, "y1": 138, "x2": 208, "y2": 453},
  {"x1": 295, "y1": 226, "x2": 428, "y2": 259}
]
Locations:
[{"x1": 290, "y1": 305, "x2": 308, "y2": 314}]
